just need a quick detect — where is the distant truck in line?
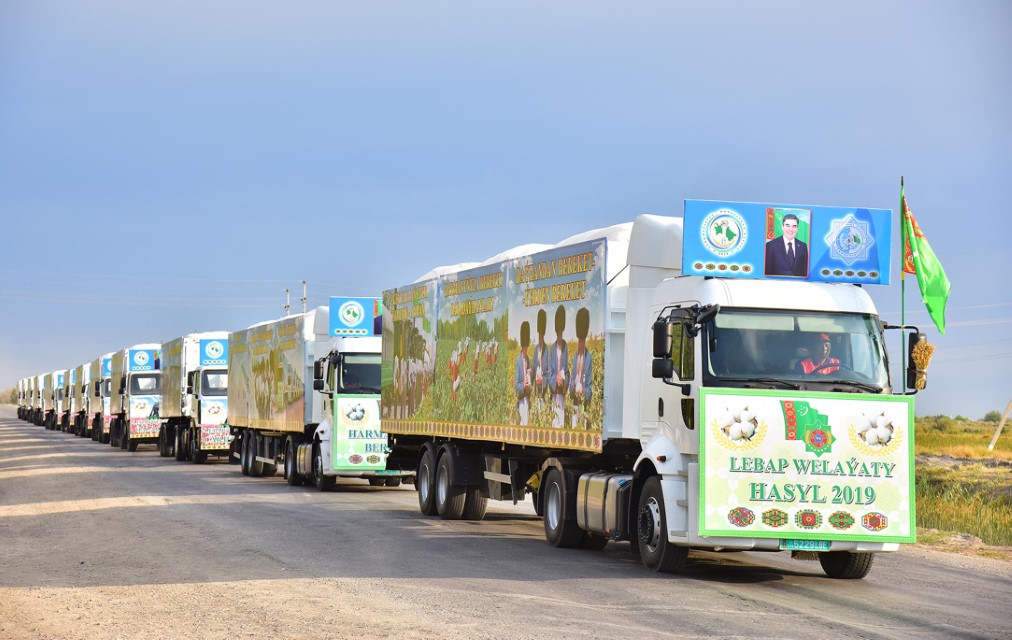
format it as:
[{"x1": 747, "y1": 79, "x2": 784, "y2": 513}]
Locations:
[
  {"x1": 44, "y1": 370, "x2": 66, "y2": 430},
  {"x1": 89, "y1": 353, "x2": 115, "y2": 444},
  {"x1": 159, "y1": 332, "x2": 231, "y2": 463},
  {"x1": 109, "y1": 344, "x2": 164, "y2": 451},
  {"x1": 227, "y1": 300, "x2": 412, "y2": 488}
]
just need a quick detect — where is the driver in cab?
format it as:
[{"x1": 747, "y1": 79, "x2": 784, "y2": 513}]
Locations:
[{"x1": 798, "y1": 333, "x2": 840, "y2": 375}]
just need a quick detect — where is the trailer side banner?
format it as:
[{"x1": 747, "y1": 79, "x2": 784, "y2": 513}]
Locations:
[
  {"x1": 382, "y1": 239, "x2": 608, "y2": 452},
  {"x1": 698, "y1": 388, "x2": 915, "y2": 543}
]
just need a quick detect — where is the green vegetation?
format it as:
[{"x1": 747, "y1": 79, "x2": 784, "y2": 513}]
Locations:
[
  {"x1": 915, "y1": 414, "x2": 1012, "y2": 548},
  {"x1": 2, "y1": 387, "x2": 14, "y2": 404},
  {"x1": 915, "y1": 415, "x2": 1010, "y2": 461},
  {"x1": 983, "y1": 409, "x2": 1003, "y2": 423}
]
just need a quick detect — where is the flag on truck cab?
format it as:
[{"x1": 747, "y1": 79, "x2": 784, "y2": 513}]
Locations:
[{"x1": 901, "y1": 185, "x2": 951, "y2": 333}]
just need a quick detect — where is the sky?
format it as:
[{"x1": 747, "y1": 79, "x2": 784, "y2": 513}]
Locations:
[{"x1": 1, "y1": 1, "x2": 1009, "y2": 417}]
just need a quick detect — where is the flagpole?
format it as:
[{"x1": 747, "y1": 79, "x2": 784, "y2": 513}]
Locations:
[{"x1": 900, "y1": 176, "x2": 906, "y2": 394}]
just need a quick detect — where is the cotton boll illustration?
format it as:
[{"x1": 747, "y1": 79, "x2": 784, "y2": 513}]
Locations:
[
  {"x1": 345, "y1": 403, "x2": 367, "y2": 422},
  {"x1": 740, "y1": 421, "x2": 756, "y2": 438},
  {"x1": 875, "y1": 415, "x2": 889, "y2": 430},
  {"x1": 865, "y1": 429, "x2": 880, "y2": 445},
  {"x1": 876, "y1": 424, "x2": 893, "y2": 444},
  {"x1": 856, "y1": 414, "x2": 873, "y2": 434},
  {"x1": 730, "y1": 422, "x2": 744, "y2": 440}
]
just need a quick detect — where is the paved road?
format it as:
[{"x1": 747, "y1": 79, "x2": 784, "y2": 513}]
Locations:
[{"x1": 0, "y1": 407, "x2": 1009, "y2": 640}]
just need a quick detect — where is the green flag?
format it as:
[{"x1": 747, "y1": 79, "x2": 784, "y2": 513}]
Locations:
[{"x1": 901, "y1": 186, "x2": 951, "y2": 333}]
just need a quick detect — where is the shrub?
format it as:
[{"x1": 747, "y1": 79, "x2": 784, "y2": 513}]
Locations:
[{"x1": 983, "y1": 410, "x2": 1003, "y2": 423}]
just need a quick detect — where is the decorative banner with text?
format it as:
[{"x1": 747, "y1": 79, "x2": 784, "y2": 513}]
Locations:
[
  {"x1": 332, "y1": 395, "x2": 389, "y2": 472},
  {"x1": 381, "y1": 239, "x2": 608, "y2": 453},
  {"x1": 699, "y1": 388, "x2": 915, "y2": 543},
  {"x1": 683, "y1": 200, "x2": 893, "y2": 285}
]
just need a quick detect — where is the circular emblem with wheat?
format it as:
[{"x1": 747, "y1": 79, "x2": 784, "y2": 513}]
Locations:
[
  {"x1": 711, "y1": 404, "x2": 767, "y2": 451},
  {"x1": 848, "y1": 412, "x2": 903, "y2": 456}
]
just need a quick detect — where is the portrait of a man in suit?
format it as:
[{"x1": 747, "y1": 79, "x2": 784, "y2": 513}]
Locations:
[{"x1": 764, "y1": 213, "x2": 809, "y2": 277}]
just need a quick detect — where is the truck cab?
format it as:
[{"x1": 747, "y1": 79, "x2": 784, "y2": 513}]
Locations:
[{"x1": 109, "y1": 345, "x2": 164, "y2": 452}]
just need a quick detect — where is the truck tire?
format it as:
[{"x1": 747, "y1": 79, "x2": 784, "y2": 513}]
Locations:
[
  {"x1": 119, "y1": 422, "x2": 128, "y2": 450},
  {"x1": 191, "y1": 432, "x2": 208, "y2": 464},
  {"x1": 127, "y1": 437, "x2": 138, "y2": 452},
  {"x1": 174, "y1": 427, "x2": 187, "y2": 462},
  {"x1": 249, "y1": 433, "x2": 265, "y2": 477},
  {"x1": 284, "y1": 438, "x2": 301, "y2": 486},
  {"x1": 542, "y1": 468, "x2": 583, "y2": 548},
  {"x1": 417, "y1": 448, "x2": 438, "y2": 515},
  {"x1": 369, "y1": 478, "x2": 386, "y2": 487},
  {"x1": 158, "y1": 426, "x2": 171, "y2": 457},
  {"x1": 312, "y1": 441, "x2": 335, "y2": 491},
  {"x1": 385, "y1": 478, "x2": 401, "y2": 488},
  {"x1": 637, "y1": 476, "x2": 688, "y2": 573},
  {"x1": 435, "y1": 452, "x2": 466, "y2": 520},
  {"x1": 461, "y1": 486, "x2": 488, "y2": 521},
  {"x1": 818, "y1": 551, "x2": 874, "y2": 579},
  {"x1": 240, "y1": 430, "x2": 251, "y2": 476}
]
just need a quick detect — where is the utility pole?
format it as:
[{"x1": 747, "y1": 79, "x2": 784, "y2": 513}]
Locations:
[
  {"x1": 301, "y1": 280, "x2": 307, "y2": 313},
  {"x1": 284, "y1": 288, "x2": 291, "y2": 316}
]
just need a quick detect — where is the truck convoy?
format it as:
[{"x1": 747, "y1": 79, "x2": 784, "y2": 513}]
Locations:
[
  {"x1": 9, "y1": 200, "x2": 931, "y2": 581},
  {"x1": 89, "y1": 353, "x2": 114, "y2": 443},
  {"x1": 59, "y1": 368, "x2": 76, "y2": 433},
  {"x1": 160, "y1": 332, "x2": 231, "y2": 463},
  {"x1": 381, "y1": 205, "x2": 919, "y2": 578},
  {"x1": 227, "y1": 300, "x2": 412, "y2": 488},
  {"x1": 108, "y1": 344, "x2": 164, "y2": 451}
]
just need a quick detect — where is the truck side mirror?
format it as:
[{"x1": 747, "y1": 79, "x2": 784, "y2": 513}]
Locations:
[
  {"x1": 652, "y1": 320, "x2": 672, "y2": 358},
  {"x1": 186, "y1": 385, "x2": 193, "y2": 395},
  {"x1": 652, "y1": 358, "x2": 674, "y2": 379},
  {"x1": 94, "y1": 381, "x2": 100, "y2": 395},
  {"x1": 313, "y1": 360, "x2": 324, "y2": 381},
  {"x1": 313, "y1": 379, "x2": 325, "y2": 391}
]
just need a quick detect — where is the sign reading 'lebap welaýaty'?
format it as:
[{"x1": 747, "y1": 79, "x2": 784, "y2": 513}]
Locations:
[{"x1": 699, "y1": 388, "x2": 915, "y2": 543}]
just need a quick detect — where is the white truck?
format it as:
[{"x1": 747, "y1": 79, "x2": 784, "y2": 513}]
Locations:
[
  {"x1": 227, "y1": 301, "x2": 412, "y2": 488},
  {"x1": 59, "y1": 368, "x2": 76, "y2": 432},
  {"x1": 17, "y1": 378, "x2": 27, "y2": 420},
  {"x1": 88, "y1": 353, "x2": 115, "y2": 443},
  {"x1": 71, "y1": 363, "x2": 91, "y2": 437},
  {"x1": 381, "y1": 212, "x2": 922, "y2": 579},
  {"x1": 44, "y1": 370, "x2": 66, "y2": 430},
  {"x1": 29, "y1": 374, "x2": 45, "y2": 425},
  {"x1": 159, "y1": 332, "x2": 231, "y2": 463},
  {"x1": 109, "y1": 344, "x2": 165, "y2": 451}
]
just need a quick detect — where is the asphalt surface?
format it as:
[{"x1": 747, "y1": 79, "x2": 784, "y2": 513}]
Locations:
[{"x1": 0, "y1": 406, "x2": 1009, "y2": 640}]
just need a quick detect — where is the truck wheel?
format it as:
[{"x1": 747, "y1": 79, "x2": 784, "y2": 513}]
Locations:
[
  {"x1": 127, "y1": 437, "x2": 138, "y2": 452},
  {"x1": 174, "y1": 427, "x2": 186, "y2": 462},
  {"x1": 191, "y1": 436, "x2": 208, "y2": 465},
  {"x1": 385, "y1": 478, "x2": 401, "y2": 488},
  {"x1": 369, "y1": 478, "x2": 386, "y2": 487},
  {"x1": 637, "y1": 476, "x2": 688, "y2": 573},
  {"x1": 417, "y1": 448, "x2": 438, "y2": 515},
  {"x1": 461, "y1": 486, "x2": 488, "y2": 521},
  {"x1": 312, "y1": 441, "x2": 335, "y2": 491},
  {"x1": 542, "y1": 468, "x2": 583, "y2": 548},
  {"x1": 284, "y1": 438, "x2": 300, "y2": 486},
  {"x1": 158, "y1": 427, "x2": 170, "y2": 457},
  {"x1": 436, "y1": 452, "x2": 466, "y2": 520},
  {"x1": 249, "y1": 433, "x2": 265, "y2": 477},
  {"x1": 818, "y1": 551, "x2": 874, "y2": 579},
  {"x1": 119, "y1": 422, "x2": 129, "y2": 450},
  {"x1": 240, "y1": 431, "x2": 251, "y2": 476}
]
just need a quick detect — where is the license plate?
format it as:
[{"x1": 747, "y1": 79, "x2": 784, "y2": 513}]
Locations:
[{"x1": 781, "y1": 539, "x2": 830, "y2": 551}]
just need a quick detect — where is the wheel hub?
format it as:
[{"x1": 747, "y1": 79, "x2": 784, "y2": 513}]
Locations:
[{"x1": 638, "y1": 498, "x2": 661, "y2": 551}]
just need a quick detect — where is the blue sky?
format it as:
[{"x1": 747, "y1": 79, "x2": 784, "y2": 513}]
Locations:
[{"x1": 1, "y1": 1, "x2": 1009, "y2": 417}]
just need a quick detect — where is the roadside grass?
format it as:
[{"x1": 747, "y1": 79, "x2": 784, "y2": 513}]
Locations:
[{"x1": 915, "y1": 416, "x2": 1012, "y2": 548}]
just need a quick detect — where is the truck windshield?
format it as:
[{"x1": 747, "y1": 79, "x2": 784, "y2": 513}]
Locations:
[
  {"x1": 201, "y1": 370, "x2": 228, "y2": 396},
  {"x1": 129, "y1": 374, "x2": 161, "y2": 395},
  {"x1": 339, "y1": 354, "x2": 381, "y2": 393},
  {"x1": 703, "y1": 309, "x2": 889, "y2": 392}
]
